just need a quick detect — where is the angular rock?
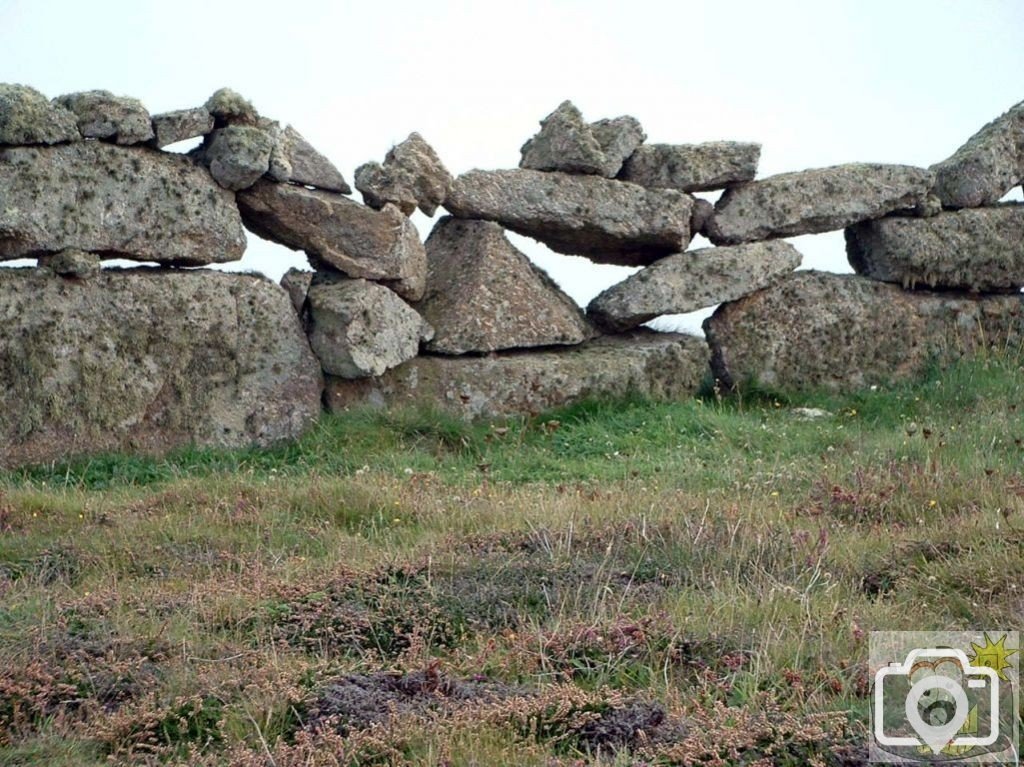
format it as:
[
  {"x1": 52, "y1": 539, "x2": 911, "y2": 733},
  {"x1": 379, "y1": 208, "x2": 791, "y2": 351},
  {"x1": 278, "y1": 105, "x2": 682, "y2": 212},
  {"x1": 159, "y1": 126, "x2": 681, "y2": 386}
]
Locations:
[
  {"x1": 307, "y1": 278, "x2": 432, "y2": 379},
  {"x1": 355, "y1": 133, "x2": 452, "y2": 216},
  {"x1": 0, "y1": 83, "x2": 79, "y2": 145},
  {"x1": 203, "y1": 125, "x2": 274, "y2": 191},
  {"x1": 267, "y1": 123, "x2": 351, "y2": 193},
  {"x1": 151, "y1": 106, "x2": 214, "y2": 148},
  {"x1": 619, "y1": 142, "x2": 760, "y2": 193},
  {"x1": 53, "y1": 90, "x2": 154, "y2": 145},
  {"x1": 520, "y1": 100, "x2": 607, "y2": 176},
  {"x1": 280, "y1": 267, "x2": 313, "y2": 315},
  {"x1": 690, "y1": 198, "x2": 715, "y2": 236},
  {"x1": 0, "y1": 268, "x2": 322, "y2": 469},
  {"x1": 590, "y1": 116, "x2": 646, "y2": 178},
  {"x1": 324, "y1": 330, "x2": 709, "y2": 420},
  {"x1": 705, "y1": 163, "x2": 934, "y2": 245},
  {"x1": 205, "y1": 87, "x2": 259, "y2": 127},
  {"x1": 444, "y1": 169, "x2": 693, "y2": 266},
  {"x1": 588, "y1": 241, "x2": 801, "y2": 332},
  {"x1": 930, "y1": 101, "x2": 1024, "y2": 209},
  {"x1": 704, "y1": 271, "x2": 1024, "y2": 392},
  {"x1": 37, "y1": 249, "x2": 101, "y2": 279},
  {"x1": 237, "y1": 180, "x2": 426, "y2": 301},
  {"x1": 0, "y1": 142, "x2": 246, "y2": 265},
  {"x1": 419, "y1": 217, "x2": 591, "y2": 354},
  {"x1": 846, "y1": 204, "x2": 1024, "y2": 292}
]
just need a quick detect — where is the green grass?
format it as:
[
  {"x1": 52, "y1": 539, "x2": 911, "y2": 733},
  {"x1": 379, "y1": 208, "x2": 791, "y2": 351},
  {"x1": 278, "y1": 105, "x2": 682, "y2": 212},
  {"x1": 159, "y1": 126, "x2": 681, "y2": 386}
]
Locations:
[{"x1": 0, "y1": 351, "x2": 1021, "y2": 764}]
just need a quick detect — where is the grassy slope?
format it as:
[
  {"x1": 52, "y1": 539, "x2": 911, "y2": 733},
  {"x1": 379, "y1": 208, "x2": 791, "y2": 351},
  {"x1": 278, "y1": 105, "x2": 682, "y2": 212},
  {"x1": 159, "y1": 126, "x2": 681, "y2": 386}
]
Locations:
[{"x1": 0, "y1": 351, "x2": 1022, "y2": 765}]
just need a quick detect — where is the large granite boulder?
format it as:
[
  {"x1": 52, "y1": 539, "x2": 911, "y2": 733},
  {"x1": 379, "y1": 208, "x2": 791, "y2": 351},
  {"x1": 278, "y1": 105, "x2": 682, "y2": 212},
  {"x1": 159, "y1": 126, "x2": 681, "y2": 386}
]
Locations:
[
  {"x1": 619, "y1": 142, "x2": 760, "y2": 192},
  {"x1": 237, "y1": 180, "x2": 426, "y2": 301},
  {"x1": 202, "y1": 125, "x2": 275, "y2": 191},
  {"x1": 307, "y1": 278, "x2": 433, "y2": 378},
  {"x1": 354, "y1": 133, "x2": 452, "y2": 216},
  {"x1": 704, "y1": 271, "x2": 1024, "y2": 392},
  {"x1": 0, "y1": 142, "x2": 245, "y2": 265},
  {"x1": 419, "y1": 217, "x2": 591, "y2": 354},
  {"x1": 151, "y1": 106, "x2": 214, "y2": 148},
  {"x1": 0, "y1": 268, "x2": 322, "y2": 469},
  {"x1": 0, "y1": 83, "x2": 79, "y2": 145},
  {"x1": 705, "y1": 163, "x2": 934, "y2": 245},
  {"x1": 930, "y1": 101, "x2": 1024, "y2": 209},
  {"x1": 53, "y1": 90, "x2": 154, "y2": 145},
  {"x1": 846, "y1": 204, "x2": 1024, "y2": 292},
  {"x1": 267, "y1": 123, "x2": 351, "y2": 193},
  {"x1": 324, "y1": 331, "x2": 709, "y2": 420},
  {"x1": 588, "y1": 240, "x2": 801, "y2": 332},
  {"x1": 444, "y1": 169, "x2": 692, "y2": 266}
]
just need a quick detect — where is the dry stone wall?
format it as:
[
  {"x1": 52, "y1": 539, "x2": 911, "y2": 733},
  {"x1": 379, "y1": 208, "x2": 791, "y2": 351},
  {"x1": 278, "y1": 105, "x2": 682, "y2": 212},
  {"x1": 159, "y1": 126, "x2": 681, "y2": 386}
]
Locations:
[{"x1": 1, "y1": 83, "x2": 1022, "y2": 468}]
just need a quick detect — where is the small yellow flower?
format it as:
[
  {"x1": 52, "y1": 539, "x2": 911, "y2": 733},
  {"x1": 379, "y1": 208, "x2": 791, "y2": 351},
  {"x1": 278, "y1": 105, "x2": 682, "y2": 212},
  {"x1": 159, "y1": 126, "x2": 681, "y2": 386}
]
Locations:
[
  {"x1": 928, "y1": 500, "x2": 938, "y2": 508},
  {"x1": 770, "y1": 491, "x2": 779, "y2": 497}
]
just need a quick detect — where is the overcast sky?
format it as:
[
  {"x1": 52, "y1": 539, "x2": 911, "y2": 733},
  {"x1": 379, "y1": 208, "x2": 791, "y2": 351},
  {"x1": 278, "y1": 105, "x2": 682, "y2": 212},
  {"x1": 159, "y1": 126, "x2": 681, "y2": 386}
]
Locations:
[{"x1": 3, "y1": 0, "x2": 1023, "y2": 332}]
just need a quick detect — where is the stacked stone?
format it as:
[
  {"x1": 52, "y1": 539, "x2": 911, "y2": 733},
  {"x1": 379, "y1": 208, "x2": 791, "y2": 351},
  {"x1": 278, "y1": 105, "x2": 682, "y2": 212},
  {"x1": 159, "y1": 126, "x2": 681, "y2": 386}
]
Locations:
[{"x1": 704, "y1": 100, "x2": 1024, "y2": 392}]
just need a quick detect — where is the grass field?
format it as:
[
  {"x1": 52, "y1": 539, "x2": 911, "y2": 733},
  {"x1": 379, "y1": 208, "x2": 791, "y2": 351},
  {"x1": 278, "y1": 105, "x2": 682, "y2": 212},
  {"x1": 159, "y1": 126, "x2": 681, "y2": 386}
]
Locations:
[{"x1": 0, "y1": 351, "x2": 1022, "y2": 765}]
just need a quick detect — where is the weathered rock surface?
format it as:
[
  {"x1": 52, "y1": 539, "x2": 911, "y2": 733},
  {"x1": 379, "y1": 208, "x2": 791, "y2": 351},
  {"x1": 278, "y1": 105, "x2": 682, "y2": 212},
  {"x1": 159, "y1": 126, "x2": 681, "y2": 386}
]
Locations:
[
  {"x1": 520, "y1": 100, "x2": 607, "y2": 176},
  {"x1": 280, "y1": 267, "x2": 313, "y2": 315},
  {"x1": 705, "y1": 163, "x2": 934, "y2": 245},
  {"x1": 0, "y1": 268, "x2": 322, "y2": 469},
  {"x1": 307, "y1": 278, "x2": 432, "y2": 378},
  {"x1": 419, "y1": 217, "x2": 591, "y2": 354},
  {"x1": 444, "y1": 169, "x2": 692, "y2": 266},
  {"x1": 690, "y1": 197, "x2": 715, "y2": 235},
  {"x1": 590, "y1": 116, "x2": 646, "y2": 178},
  {"x1": 53, "y1": 90, "x2": 154, "y2": 145},
  {"x1": 619, "y1": 142, "x2": 760, "y2": 192},
  {"x1": 267, "y1": 123, "x2": 351, "y2": 193},
  {"x1": 588, "y1": 241, "x2": 801, "y2": 332},
  {"x1": 846, "y1": 203, "x2": 1024, "y2": 291},
  {"x1": 704, "y1": 271, "x2": 1024, "y2": 392},
  {"x1": 203, "y1": 125, "x2": 274, "y2": 191},
  {"x1": 205, "y1": 87, "x2": 259, "y2": 127},
  {"x1": 151, "y1": 106, "x2": 214, "y2": 148},
  {"x1": 37, "y1": 249, "x2": 101, "y2": 279},
  {"x1": 237, "y1": 180, "x2": 426, "y2": 301},
  {"x1": 930, "y1": 101, "x2": 1024, "y2": 209},
  {"x1": 0, "y1": 142, "x2": 246, "y2": 265},
  {"x1": 324, "y1": 331, "x2": 709, "y2": 420},
  {"x1": 0, "y1": 83, "x2": 79, "y2": 145},
  {"x1": 355, "y1": 133, "x2": 451, "y2": 216}
]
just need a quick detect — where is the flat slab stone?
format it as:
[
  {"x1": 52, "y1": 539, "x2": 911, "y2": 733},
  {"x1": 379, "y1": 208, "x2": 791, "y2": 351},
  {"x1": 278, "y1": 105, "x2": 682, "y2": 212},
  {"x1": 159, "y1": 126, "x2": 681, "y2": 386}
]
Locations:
[
  {"x1": 587, "y1": 240, "x2": 801, "y2": 332},
  {"x1": 237, "y1": 180, "x2": 426, "y2": 301},
  {"x1": 307, "y1": 278, "x2": 432, "y2": 378},
  {"x1": 705, "y1": 163, "x2": 934, "y2": 245},
  {"x1": 618, "y1": 142, "x2": 760, "y2": 192},
  {"x1": 704, "y1": 271, "x2": 1024, "y2": 392},
  {"x1": 324, "y1": 330, "x2": 710, "y2": 420},
  {"x1": 846, "y1": 204, "x2": 1024, "y2": 291},
  {"x1": 53, "y1": 90, "x2": 154, "y2": 145},
  {"x1": 930, "y1": 101, "x2": 1024, "y2": 209},
  {"x1": 419, "y1": 217, "x2": 591, "y2": 354},
  {"x1": 268, "y1": 123, "x2": 351, "y2": 193},
  {"x1": 444, "y1": 169, "x2": 692, "y2": 266},
  {"x1": 151, "y1": 106, "x2": 214, "y2": 148},
  {"x1": 0, "y1": 83, "x2": 79, "y2": 145},
  {"x1": 0, "y1": 142, "x2": 245, "y2": 265},
  {"x1": 0, "y1": 268, "x2": 322, "y2": 469}
]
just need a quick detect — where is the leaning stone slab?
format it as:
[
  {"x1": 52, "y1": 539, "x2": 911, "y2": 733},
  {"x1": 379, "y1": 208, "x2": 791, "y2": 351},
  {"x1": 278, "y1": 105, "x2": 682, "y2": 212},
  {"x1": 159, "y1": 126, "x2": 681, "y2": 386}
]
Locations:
[
  {"x1": 419, "y1": 217, "x2": 592, "y2": 354},
  {"x1": 704, "y1": 163, "x2": 934, "y2": 245},
  {"x1": 0, "y1": 268, "x2": 322, "y2": 469},
  {"x1": 355, "y1": 133, "x2": 452, "y2": 216},
  {"x1": 588, "y1": 240, "x2": 801, "y2": 332},
  {"x1": 280, "y1": 267, "x2": 313, "y2": 315},
  {"x1": 151, "y1": 106, "x2": 214, "y2": 148},
  {"x1": 324, "y1": 330, "x2": 709, "y2": 420},
  {"x1": 930, "y1": 101, "x2": 1024, "y2": 209},
  {"x1": 53, "y1": 90, "x2": 154, "y2": 145},
  {"x1": 267, "y1": 123, "x2": 351, "y2": 193},
  {"x1": 203, "y1": 125, "x2": 274, "y2": 191},
  {"x1": 846, "y1": 204, "x2": 1024, "y2": 292},
  {"x1": 237, "y1": 180, "x2": 426, "y2": 301},
  {"x1": 444, "y1": 169, "x2": 692, "y2": 266},
  {"x1": 307, "y1": 278, "x2": 433, "y2": 379},
  {"x1": 619, "y1": 142, "x2": 760, "y2": 192},
  {"x1": 704, "y1": 270, "x2": 1024, "y2": 392},
  {"x1": 0, "y1": 83, "x2": 79, "y2": 145},
  {"x1": 0, "y1": 142, "x2": 245, "y2": 265},
  {"x1": 590, "y1": 116, "x2": 646, "y2": 178}
]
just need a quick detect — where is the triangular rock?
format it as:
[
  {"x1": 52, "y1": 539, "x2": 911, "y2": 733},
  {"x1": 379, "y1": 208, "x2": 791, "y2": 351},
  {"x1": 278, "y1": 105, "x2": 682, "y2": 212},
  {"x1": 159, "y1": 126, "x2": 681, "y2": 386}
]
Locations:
[
  {"x1": 419, "y1": 217, "x2": 592, "y2": 354},
  {"x1": 520, "y1": 100, "x2": 607, "y2": 176}
]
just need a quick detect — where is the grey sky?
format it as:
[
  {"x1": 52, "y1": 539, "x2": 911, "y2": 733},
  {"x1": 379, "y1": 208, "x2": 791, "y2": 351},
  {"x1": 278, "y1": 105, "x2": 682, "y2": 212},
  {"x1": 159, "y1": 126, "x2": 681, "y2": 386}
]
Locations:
[{"x1": 3, "y1": 0, "x2": 1023, "y2": 332}]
